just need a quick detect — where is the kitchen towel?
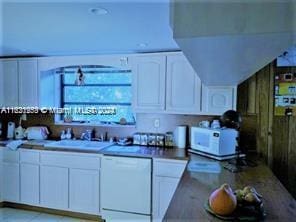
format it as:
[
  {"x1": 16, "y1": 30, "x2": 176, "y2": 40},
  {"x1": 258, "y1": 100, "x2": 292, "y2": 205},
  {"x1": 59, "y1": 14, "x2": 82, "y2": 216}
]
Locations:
[{"x1": 6, "y1": 140, "x2": 27, "y2": 150}]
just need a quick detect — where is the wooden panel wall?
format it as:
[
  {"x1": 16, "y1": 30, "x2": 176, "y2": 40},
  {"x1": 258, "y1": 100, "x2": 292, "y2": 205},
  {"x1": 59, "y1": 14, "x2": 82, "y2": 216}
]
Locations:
[
  {"x1": 288, "y1": 117, "x2": 296, "y2": 197},
  {"x1": 255, "y1": 64, "x2": 273, "y2": 163},
  {"x1": 237, "y1": 63, "x2": 274, "y2": 155},
  {"x1": 237, "y1": 62, "x2": 296, "y2": 198}
]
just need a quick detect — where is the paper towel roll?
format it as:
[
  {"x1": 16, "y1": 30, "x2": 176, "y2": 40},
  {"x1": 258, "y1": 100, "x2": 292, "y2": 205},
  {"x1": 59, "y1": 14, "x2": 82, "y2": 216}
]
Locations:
[{"x1": 174, "y1": 126, "x2": 187, "y2": 148}]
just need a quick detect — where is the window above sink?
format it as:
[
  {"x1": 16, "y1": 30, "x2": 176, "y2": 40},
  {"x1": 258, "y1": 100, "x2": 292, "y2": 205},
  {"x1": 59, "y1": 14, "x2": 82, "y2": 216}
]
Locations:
[{"x1": 40, "y1": 64, "x2": 136, "y2": 126}]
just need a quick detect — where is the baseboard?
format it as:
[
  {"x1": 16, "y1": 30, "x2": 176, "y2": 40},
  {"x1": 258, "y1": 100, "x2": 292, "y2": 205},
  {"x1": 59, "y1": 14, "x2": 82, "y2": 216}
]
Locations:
[{"x1": 2, "y1": 202, "x2": 102, "y2": 221}]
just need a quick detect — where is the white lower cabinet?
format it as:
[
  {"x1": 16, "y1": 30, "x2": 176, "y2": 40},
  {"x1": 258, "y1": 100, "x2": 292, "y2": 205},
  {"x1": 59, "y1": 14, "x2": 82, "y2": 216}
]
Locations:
[
  {"x1": 152, "y1": 159, "x2": 187, "y2": 222},
  {"x1": 40, "y1": 165, "x2": 69, "y2": 210},
  {"x1": 69, "y1": 168, "x2": 100, "y2": 214},
  {"x1": 2, "y1": 162, "x2": 20, "y2": 202},
  {"x1": 20, "y1": 149, "x2": 40, "y2": 205},
  {"x1": 153, "y1": 177, "x2": 179, "y2": 222},
  {"x1": 0, "y1": 147, "x2": 189, "y2": 221},
  {"x1": 20, "y1": 163, "x2": 39, "y2": 205},
  {"x1": 38, "y1": 151, "x2": 101, "y2": 214}
]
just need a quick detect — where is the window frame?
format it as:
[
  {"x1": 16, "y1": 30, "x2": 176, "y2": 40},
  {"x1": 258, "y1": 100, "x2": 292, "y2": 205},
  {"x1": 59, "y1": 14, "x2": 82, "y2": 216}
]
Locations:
[{"x1": 59, "y1": 66, "x2": 135, "y2": 125}]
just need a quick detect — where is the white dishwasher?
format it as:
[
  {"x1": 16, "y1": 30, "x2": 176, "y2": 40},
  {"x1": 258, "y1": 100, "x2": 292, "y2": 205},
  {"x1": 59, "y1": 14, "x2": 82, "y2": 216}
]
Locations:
[{"x1": 101, "y1": 155, "x2": 152, "y2": 221}]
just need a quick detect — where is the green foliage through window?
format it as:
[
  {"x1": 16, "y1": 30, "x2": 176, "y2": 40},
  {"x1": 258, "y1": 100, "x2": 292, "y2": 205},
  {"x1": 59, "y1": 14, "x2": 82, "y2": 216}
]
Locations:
[{"x1": 60, "y1": 65, "x2": 135, "y2": 124}]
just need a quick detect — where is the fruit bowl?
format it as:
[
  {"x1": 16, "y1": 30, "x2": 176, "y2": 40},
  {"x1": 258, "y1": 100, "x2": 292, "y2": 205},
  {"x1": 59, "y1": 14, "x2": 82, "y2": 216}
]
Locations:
[
  {"x1": 205, "y1": 185, "x2": 266, "y2": 221},
  {"x1": 204, "y1": 200, "x2": 266, "y2": 221}
]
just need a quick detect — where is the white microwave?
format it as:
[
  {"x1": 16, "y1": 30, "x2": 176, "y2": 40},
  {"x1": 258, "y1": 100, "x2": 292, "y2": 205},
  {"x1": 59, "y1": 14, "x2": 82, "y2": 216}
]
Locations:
[{"x1": 190, "y1": 127, "x2": 238, "y2": 158}]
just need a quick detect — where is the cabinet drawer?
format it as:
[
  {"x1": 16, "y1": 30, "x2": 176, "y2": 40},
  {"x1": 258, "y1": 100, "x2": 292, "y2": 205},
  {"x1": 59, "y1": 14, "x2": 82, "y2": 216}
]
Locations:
[
  {"x1": 20, "y1": 149, "x2": 40, "y2": 164},
  {"x1": 154, "y1": 159, "x2": 187, "y2": 178},
  {"x1": 40, "y1": 151, "x2": 101, "y2": 170},
  {"x1": 3, "y1": 148, "x2": 19, "y2": 163}
]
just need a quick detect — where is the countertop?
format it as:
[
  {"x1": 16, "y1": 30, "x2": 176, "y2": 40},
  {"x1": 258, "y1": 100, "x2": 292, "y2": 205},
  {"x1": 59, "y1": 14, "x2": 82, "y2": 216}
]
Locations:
[
  {"x1": 164, "y1": 153, "x2": 296, "y2": 221},
  {"x1": 0, "y1": 140, "x2": 188, "y2": 160}
]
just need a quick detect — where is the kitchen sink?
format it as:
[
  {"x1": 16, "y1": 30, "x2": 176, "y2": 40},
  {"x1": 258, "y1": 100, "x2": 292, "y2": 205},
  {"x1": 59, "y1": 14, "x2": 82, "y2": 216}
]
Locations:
[
  {"x1": 103, "y1": 145, "x2": 140, "y2": 153},
  {"x1": 44, "y1": 140, "x2": 114, "y2": 151}
]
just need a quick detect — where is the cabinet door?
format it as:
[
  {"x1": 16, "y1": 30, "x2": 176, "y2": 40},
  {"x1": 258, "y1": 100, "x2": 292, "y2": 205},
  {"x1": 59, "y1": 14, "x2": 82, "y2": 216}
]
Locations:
[
  {"x1": 132, "y1": 55, "x2": 166, "y2": 112},
  {"x1": 166, "y1": 54, "x2": 201, "y2": 114},
  {"x1": 69, "y1": 169, "x2": 100, "y2": 214},
  {"x1": 40, "y1": 166, "x2": 68, "y2": 210},
  {"x1": 202, "y1": 86, "x2": 237, "y2": 115},
  {"x1": 18, "y1": 59, "x2": 38, "y2": 107},
  {"x1": 153, "y1": 176, "x2": 179, "y2": 222},
  {"x1": 2, "y1": 162, "x2": 20, "y2": 202},
  {"x1": 0, "y1": 61, "x2": 4, "y2": 107},
  {"x1": 20, "y1": 163, "x2": 39, "y2": 205},
  {"x1": 2, "y1": 60, "x2": 19, "y2": 107}
]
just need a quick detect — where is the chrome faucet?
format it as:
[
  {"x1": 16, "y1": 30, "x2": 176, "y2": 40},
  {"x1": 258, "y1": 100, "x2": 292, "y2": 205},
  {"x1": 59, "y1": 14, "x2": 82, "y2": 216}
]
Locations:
[{"x1": 80, "y1": 129, "x2": 93, "y2": 141}]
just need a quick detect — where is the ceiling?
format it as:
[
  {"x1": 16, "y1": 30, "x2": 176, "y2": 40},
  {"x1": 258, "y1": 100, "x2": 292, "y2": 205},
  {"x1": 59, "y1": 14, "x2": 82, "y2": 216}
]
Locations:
[{"x1": 0, "y1": 0, "x2": 178, "y2": 57}]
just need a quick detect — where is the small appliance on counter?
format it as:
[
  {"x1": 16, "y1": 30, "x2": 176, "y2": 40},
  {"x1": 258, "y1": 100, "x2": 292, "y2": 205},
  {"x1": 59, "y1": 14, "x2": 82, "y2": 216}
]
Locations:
[
  {"x1": 7, "y1": 122, "x2": 15, "y2": 139},
  {"x1": 25, "y1": 126, "x2": 49, "y2": 140},
  {"x1": 190, "y1": 127, "x2": 239, "y2": 160}
]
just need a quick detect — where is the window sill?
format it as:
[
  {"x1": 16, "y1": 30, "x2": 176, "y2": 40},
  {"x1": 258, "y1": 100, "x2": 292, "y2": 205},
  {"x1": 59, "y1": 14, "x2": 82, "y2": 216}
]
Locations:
[{"x1": 54, "y1": 121, "x2": 136, "y2": 128}]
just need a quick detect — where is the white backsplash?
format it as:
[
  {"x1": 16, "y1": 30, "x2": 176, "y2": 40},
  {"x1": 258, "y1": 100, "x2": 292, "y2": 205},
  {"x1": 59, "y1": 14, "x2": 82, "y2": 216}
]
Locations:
[{"x1": 135, "y1": 113, "x2": 217, "y2": 134}]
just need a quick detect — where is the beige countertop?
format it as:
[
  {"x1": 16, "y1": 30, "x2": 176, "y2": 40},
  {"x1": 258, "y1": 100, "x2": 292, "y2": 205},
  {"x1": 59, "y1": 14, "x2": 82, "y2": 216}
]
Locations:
[
  {"x1": 0, "y1": 140, "x2": 188, "y2": 160},
  {"x1": 164, "y1": 153, "x2": 296, "y2": 221}
]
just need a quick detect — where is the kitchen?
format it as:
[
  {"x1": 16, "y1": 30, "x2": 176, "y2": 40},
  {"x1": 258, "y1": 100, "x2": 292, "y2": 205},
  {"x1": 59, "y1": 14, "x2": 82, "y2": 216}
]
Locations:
[{"x1": 0, "y1": 0, "x2": 296, "y2": 222}]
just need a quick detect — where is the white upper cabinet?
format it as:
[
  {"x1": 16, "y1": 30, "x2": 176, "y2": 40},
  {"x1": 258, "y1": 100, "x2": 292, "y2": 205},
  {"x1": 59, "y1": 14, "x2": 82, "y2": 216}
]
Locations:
[
  {"x1": 2, "y1": 60, "x2": 19, "y2": 107},
  {"x1": 18, "y1": 59, "x2": 38, "y2": 107},
  {"x1": 131, "y1": 55, "x2": 166, "y2": 112},
  {"x1": 0, "y1": 63, "x2": 4, "y2": 107},
  {"x1": 0, "y1": 58, "x2": 38, "y2": 107},
  {"x1": 202, "y1": 86, "x2": 237, "y2": 115},
  {"x1": 132, "y1": 52, "x2": 203, "y2": 114},
  {"x1": 166, "y1": 54, "x2": 201, "y2": 114}
]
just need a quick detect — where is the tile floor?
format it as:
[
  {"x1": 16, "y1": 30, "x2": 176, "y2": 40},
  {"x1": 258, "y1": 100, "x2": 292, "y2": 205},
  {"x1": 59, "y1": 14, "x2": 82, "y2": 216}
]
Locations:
[{"x1": 0, "y1": 207, "x2": 99, "y2": 222}]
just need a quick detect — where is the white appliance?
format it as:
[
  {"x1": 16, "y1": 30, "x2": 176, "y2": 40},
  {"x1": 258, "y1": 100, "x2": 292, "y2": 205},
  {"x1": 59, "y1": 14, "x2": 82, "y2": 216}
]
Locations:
[
  {"x1": 190, "y1": 127, "x2": 238, "y2": 160},
  {"x1": 101, "y1": 156, "x2": 151, "y2": 221},
  {"x1": 25, "y1": 126, "x2": 49, "y2": 140}
]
